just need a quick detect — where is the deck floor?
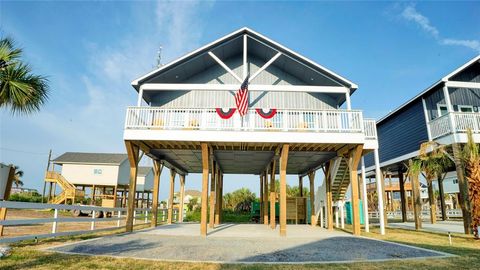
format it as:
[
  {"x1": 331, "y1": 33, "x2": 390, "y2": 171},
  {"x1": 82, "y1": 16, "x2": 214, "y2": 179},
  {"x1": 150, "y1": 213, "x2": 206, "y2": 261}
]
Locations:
[{"x1": 49, "y1": 223, "x2": 451, "y2": 264}]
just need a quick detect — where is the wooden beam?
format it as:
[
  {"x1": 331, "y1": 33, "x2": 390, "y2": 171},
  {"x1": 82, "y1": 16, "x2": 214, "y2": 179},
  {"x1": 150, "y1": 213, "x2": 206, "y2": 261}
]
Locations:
[
  {"x1": 200, "y1": 143, "x2": 209, "y2": 236},
  {"x1": 208, "y1": 51, "x2": 243, "y2": 83},
  {"x1": 125, "y1": 141, "x2": 140, "y2": 232},
  {"x1": 348, "y1": 145, "x2": 363, "y2": 236},
  {"x1": 299, "y1": 176, "x2": 303, "y2": 197},
  {"x1": 259, "y1": 174, "x2": 264, "y2": 220},
  {"x1": 177, "y1": 175, "x2": 184, "y2": 223},
  {"x1": 399, "y1": 168, "x2": 407, "y2": 223},
  {"x1": 270, "y1": 159, "x2": 277, "y2": 229},
  {"x1": 250, "y1": 52, "x2": 282, "y2": 82},
  {"x1": 308, "y1": 171, "x2": 316, "y2": 227},
  {"x1": 279, "y1": 144, "x2": 289, "y2": 236},
  {"x1": 209, "y1": 159, "x2": 216, "y2": 229},
  {"x1": 151, "y1": 160, "x2": 163, "y2": 227},
  {"x1": 219, "y1": 172, "x2": 224, "y2": 223},
  {"x1": 167, "y1": 169, "x2": 176, "y2": 224}
]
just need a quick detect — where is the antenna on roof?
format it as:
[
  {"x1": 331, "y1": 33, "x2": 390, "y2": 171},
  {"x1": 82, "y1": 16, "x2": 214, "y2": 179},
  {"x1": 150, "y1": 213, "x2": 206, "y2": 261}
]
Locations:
[{"x1": 156, "y1": 45, "x2": 163, "y2": 68}]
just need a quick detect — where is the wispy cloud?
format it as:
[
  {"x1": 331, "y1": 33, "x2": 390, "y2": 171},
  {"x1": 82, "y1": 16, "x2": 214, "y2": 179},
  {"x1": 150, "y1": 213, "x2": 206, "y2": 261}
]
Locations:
[{"x1": 400, "y1": 4, "x2": 480, "y2": 53}]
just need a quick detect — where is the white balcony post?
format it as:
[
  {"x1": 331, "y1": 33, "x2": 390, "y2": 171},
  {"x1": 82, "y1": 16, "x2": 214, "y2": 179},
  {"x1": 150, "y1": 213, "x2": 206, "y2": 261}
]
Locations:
[
  {"x1": 137, "y1": 86, "x2": 144, "y2": 107},
  {"x1": 361, "y1": 157, "x2": 370, "y2": 233},
  {"x1": 145, "y1": 210, "x2": 148, "y2": 224},
  {"x1": 133, "y1": 210, "x2": 136, "y2": 225},
  {"x1": 443, "y1": 84, "x2": 456, "y2": 140},
  {"x1": 243, "y1": 34, "x2": 247, "y2": 80},
  {"x1": 335, "y1": 205, "x2": 339, "y2": 228},
  {"x1": 340, "y1": 201, "x2": 345, "y2": 229},
  {"x1": 421, "y1": 98, "x2": 432, "y2": 141},
  {"x1": 374, "y1": 149, "x2": 385, "y2": 235},
  {"x1": 52, "y1": 209, "x2": 58, "y2": 234},
  {"x1": 345, "y1": 92, "x2": 352, "y2": 110}
]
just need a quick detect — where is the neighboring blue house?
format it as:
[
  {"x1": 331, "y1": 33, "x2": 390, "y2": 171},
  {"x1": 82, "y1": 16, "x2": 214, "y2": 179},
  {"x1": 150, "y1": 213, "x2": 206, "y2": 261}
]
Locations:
[{"x1": 364, "y1": 55, "x2": 480, "y2": 235}]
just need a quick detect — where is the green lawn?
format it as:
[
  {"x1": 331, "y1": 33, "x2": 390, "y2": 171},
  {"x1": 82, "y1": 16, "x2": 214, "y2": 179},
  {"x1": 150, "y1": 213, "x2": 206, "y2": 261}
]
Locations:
[{"x1": 1, "y1": 225, "x2": 479, "y2": 269}]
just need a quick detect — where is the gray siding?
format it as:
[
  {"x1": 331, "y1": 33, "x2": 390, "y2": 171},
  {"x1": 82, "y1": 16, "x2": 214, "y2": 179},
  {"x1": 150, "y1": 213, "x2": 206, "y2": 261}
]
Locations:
[
  {"x1": 425, "y1": 86, "x2": 480, "y2": 120},
  {"x1": 364, "y1": 99, "x2": 429, "y2": 168},
  {"x1": 451, "y1": 61, "x2": 480, "y2": 83}
]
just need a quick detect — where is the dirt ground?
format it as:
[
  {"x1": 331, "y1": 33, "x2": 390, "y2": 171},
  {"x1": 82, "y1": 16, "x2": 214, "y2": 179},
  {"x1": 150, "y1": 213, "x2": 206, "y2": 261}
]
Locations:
[{"x1": 2, "y1": 209, "x2": 128, "y2": 238}]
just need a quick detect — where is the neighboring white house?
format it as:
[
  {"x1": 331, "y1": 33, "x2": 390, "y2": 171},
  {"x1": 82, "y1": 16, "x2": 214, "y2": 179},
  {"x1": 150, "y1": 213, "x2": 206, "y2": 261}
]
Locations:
[{"x1": 135, "y1": 166, "x2": 154, "y2": 192}]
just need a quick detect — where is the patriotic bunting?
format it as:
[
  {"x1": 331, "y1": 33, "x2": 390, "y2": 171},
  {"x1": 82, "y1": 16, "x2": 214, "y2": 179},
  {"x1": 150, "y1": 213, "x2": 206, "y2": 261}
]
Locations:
[
  {"x1": 215, "y1": 108, "x2": 236, "y2": 119},
  {"x1": 255, "y1": 108, "x2": 277, "y2": 119}
]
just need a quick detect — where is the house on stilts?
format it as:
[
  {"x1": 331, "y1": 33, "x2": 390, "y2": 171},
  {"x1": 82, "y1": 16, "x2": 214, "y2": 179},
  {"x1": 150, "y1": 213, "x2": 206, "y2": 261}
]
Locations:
[
  {"x1": 123, "y1": 27, "x2": 383, "y2": 236},
  {"x1": 363, "y1": 55, "x2": 480, "y2": 235}
]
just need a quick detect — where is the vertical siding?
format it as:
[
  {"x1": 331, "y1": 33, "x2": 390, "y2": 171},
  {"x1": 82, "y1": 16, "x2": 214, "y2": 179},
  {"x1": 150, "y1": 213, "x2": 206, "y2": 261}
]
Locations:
[
  {"x1": 364, "y1": 99, "x2": 429, "y2": 168},
  {"x1": 451, "y1": 62, "x2": 480, "y2": 83}
]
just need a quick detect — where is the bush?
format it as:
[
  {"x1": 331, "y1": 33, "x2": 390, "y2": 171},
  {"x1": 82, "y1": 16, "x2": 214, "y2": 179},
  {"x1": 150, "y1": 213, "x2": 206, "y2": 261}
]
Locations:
[{"x1": 8, "y1": 192, "x2": 44, "y2": 203}]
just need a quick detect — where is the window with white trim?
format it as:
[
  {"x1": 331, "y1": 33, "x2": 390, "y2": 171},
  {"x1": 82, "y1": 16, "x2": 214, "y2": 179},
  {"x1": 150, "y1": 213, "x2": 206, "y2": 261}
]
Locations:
[
  {"x1": 458, "y1": 105, "x2": 474, "y2": 113},
  {"x1": 437, "y1": 104, "x2": 448, "y2": 117}
]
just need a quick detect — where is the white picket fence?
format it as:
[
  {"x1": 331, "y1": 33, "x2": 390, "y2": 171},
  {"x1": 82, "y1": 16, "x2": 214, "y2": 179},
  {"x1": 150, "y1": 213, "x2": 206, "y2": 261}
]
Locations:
[{"x1": 0, "y1": 201, "x2": 180, "y2": 244}]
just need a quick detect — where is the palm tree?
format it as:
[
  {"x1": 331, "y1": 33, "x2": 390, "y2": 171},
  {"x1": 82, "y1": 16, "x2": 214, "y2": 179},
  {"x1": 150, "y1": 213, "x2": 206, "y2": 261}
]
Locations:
[
  {"x1": 7, "y1": 164, "x2": 24, "y2": 188},
  {"x1": 412, "y1": 142, "x2": 453, "y2": 224},
  {"x1": 0, "y1": 37, "x2": 49, "y2": 114},
  {"x1": 462, "y1": 129, "x2": 480, "y2": 239}
]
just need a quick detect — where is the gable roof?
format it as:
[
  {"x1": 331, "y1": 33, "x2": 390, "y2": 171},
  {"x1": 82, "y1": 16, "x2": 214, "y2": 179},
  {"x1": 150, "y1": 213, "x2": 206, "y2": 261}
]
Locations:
[
  {"x1": 53, "y1": 152, "x2": 128, "y2": 165},
  {"x1": 132, "y1": 27, "x2": 357, "y2": 91},
  {"x1": 377, "y1": 54, "x2": 480, "y2": 125}
]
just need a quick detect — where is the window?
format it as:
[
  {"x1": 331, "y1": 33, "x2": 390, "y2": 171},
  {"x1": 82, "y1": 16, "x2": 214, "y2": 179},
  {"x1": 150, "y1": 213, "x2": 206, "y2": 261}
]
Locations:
[
  {"x1": 437, "y1": 104, "x2": 448, "y2": 117},
  {"x1": 453, "y1": 179, "x2": 458, "y2": 184},
  {"x1": 458, "y1": 105, "x2": 474, "y2": 113},
  {"x1": 94, "y1": 169, "x2": 103, "y2": 175}
]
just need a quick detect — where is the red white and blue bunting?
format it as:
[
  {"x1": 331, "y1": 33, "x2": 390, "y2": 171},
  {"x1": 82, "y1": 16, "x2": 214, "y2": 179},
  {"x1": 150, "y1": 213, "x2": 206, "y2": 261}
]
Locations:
[
  {"x1": 255, "y1": 108, "x2": 277, "y2": 119},
  {"x1": 215, "y1": 108, "x2": 236, "y2": 119}
]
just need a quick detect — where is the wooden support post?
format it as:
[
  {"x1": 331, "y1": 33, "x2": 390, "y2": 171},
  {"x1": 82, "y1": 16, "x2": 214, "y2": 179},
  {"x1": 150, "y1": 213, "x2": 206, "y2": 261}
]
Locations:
[
  {"x1": 270, "y1": 159, "x2": 277, "y2": 229},
  {"x1": 409, "y1": 159, "x2": 422, "y2": 230},
  {"x1": 360, "y1": 157, "x2": 370, "y2": 233},
  {"x1": 209, "y1": 159, "x2": 216, "y2": 229},
  {"x1": 380, "y1": 172, "x2": 388, "y2": 226},
  {"x1": 326, "y1": 160, "x2": 334, "y2": 230},
  {"x1": 279, "y1": 144, "x2": 289, "y2": 236},
  {"x1": 179, "y1": 174, "x2": 186, "y2": 223},
  {"x1": 438, "y1": 175, "x2": 447, "y2": 221},
  {"x1": 125, "y1": 141, "x2": 140, "y2": 232},
  {"x1": 259, "y1": 173, "x2": 263, "y2": 221},
  {"x1": 349, "y1": 145, "x2": 363, "y2": 236},
  {"x1": 308, "y1": 171, "x2": 316, "y2": 227},
  {"x1": 399, "y1": 169, "x2": 407, "y2": 222},
  {"x1": 427, "y1": 178, "x2": 437, "y2": 224},
  {"x1": 299, "y1": 176, "x2": 303, "y2": 197},
  {"x1": 200, "y1": 143, "x2": 209, "y2": 236},
  {"x1": 167, "y1": 169, "x2": 176, "y2": 224},
  {"x1": 263, "y1": 172, "x2": 269, "y2": 225},
  {"x1": 151, "y1": 160, "x2": 163, "y2": 227},
  {"x1": 452, "y1": 143, "x2": 471, "y2": 234},
  {"x1": 219, "y1": 172, "x2": 224, "y2": 223},
  {"x1": 215, "y1": 166, "x2": 221, "y2": 225}
]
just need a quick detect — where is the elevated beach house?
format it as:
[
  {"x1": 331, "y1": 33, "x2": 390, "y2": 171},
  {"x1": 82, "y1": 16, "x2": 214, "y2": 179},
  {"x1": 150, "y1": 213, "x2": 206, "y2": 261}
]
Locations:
[
  {"x1": 123, "y1": 27, "x2": 381, "y2": 236},
  {"x1": 364, "y1": 55, "x2": 480, "y2": 235}
]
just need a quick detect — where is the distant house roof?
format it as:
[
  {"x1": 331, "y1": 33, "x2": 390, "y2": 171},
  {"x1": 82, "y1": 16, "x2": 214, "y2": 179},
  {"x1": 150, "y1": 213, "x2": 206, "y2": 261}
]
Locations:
[
  {"x1": 184, "y1": 190, "x2": 202, "y2": 197},
  {"x1": 377, "y1": 54, "x2": 480, "y2": 125},
  {"x1": 53, "y1": 152, "x2": 128, "y2": 165},
  {"x1": 137, "y1": 167, "x2": 152, "y2": 177}
]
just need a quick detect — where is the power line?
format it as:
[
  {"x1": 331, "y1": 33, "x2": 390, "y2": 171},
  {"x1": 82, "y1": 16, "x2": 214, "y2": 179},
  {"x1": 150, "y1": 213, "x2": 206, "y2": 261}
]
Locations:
[{"x1": 0, "y1": 147, "x2": 50, "y2": 156}]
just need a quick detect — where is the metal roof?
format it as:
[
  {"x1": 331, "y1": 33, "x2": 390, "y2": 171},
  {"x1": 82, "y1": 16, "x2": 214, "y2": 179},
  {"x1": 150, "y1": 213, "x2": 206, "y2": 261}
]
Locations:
[
  {"x1": 53, "y1": 152, "x2": 128, "y2": 165},
  {"x1": 132, "y1": 27, "x2": 357, "y2": 92},
  {"x1": 377, "y1": 54, "x2": 480, "y2": 125}
]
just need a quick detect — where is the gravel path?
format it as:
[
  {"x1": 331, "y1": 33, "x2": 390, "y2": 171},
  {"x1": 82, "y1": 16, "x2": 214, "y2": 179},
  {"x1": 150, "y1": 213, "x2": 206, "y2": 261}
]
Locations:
[{"x1": 49, "y1": 223, "x2": 450, "y2": 263}]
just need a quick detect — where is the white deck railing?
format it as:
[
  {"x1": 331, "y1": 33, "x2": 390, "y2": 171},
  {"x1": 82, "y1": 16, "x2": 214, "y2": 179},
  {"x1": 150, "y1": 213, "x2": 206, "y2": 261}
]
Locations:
[
  {"x1": 429, "y1": 112, "x2": 480, "y2": 139},
  {"x1": 125, "y1": 107, "x2": 374, "y2": 137},
  {"x1": 363, "y1": 119, "x2": 377, "y2": 140},
  {"x1": 0, "y1": 201, "x2": 180, "y2": 244}
]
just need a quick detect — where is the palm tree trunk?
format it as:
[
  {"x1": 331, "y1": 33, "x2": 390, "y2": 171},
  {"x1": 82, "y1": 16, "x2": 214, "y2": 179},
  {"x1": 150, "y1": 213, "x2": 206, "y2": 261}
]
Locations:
[{"x1": 427, "y1": 178, "x2": 437, "y2": 224}]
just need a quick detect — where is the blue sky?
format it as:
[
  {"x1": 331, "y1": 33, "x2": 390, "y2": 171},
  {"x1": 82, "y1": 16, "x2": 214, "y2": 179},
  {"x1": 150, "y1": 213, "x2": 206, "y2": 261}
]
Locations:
[{"x1": 1, "y1": 1, "x2": 479, "y2": 200}]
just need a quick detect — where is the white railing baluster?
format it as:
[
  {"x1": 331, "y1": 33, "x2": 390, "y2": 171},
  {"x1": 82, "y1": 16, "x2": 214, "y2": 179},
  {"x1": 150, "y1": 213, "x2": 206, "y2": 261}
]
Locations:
[
  {"x1": 91, "y1": 210, "x2": 95, "y2": 230},
  {"x1": 117, "y1": 211, "x2": 121, "y2": 227}
]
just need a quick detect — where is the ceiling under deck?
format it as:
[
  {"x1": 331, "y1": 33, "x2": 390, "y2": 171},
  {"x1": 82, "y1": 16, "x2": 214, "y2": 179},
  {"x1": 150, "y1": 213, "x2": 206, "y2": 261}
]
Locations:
[{"x1": 148, "y1": 147, "x2": 337, "y2": 175}]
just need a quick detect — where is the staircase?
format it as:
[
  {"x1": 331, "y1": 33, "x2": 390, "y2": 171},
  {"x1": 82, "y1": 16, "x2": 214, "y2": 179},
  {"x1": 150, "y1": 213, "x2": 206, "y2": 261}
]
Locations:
[
  {"x1": 45, "y1": 171, "x2": 84, "y2": 204},
  {"x1": 331, "y1": 157, "x2": 351, "y2": 201}
]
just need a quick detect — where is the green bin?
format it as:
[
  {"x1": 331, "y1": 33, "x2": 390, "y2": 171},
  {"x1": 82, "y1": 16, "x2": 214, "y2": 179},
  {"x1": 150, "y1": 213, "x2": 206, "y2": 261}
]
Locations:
[{"x1": 345, "y1": 200, "x2": 364, "y2": 225}]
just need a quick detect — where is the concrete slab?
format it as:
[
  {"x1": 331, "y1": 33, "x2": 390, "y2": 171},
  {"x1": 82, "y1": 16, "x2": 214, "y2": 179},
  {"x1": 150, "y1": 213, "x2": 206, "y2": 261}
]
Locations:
[
  {"x1": 388, "y1": 221, "x2": 465, "y2": 234},
  {"x1": 49, "y1": 223, "x2": 452, "y2": 264}
]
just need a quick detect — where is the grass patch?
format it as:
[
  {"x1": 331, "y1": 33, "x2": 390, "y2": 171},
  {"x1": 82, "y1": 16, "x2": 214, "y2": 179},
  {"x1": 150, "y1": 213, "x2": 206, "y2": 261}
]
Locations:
[
  {"x1": 184, "y1": 210, "x2": 252, "y2": 223},
  {"x1": 0, "y1": 225, "x2": 479, "y2": 269}
]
